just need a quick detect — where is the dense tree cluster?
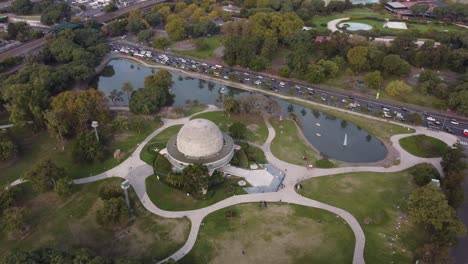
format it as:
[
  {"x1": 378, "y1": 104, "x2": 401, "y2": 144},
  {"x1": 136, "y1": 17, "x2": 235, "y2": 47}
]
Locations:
[
  {"x1": 440, "y1": 143, "x2": 467, "y2": 209},
  {"x1": 223, "y1": 12, "x2": 303, "y2": 70},
  {"x1": 10, "y1": 0, "x2": 71, "y2": 25},
  {"x1": 1, "y1": 29, "x2": 108, "y2": 130},
  {"x1": 165, "y1": 163, "x2": 210, "y2": 199},
  {"x1": 0, "y1": 22, "x2": 43, "y2": 42},
  {"x1": 129, "y1": 70, "x2": 174, "y2": 114},
  {"x1": 433, "y1": 3, "x2": 468, "y2": 22}
]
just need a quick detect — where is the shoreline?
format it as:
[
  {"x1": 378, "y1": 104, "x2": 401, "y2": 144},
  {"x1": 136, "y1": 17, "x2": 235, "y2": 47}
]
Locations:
[{"x1": 97, "y1": 54, "x2": 416, "y2": 167}]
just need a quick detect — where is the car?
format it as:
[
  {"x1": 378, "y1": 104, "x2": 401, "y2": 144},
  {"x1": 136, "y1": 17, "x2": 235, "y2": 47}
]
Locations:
[
  {"x1": 445, "y1": 127, "x2": 455, "y2": 134},
  {"x1": 464, "y1": 129, "x2": 468, "y2": 137},
  {"x1": 427, "y1": 116, "x2": 436, "y2": 122},
  {"x1": 450, "y1": 119, "x2": 459, "y2": 125},
  {"x1": 321, "y1": 96, "x2": 327, "y2": 102},
  {"x1": 382, "y1": 107, "x2": 390, "y2": 112},
  {"x1": 383, "y1": 112, "x2": 391, "y2": 118},
  {"x1": 223, "y1": 75, "x2": 229, "y2": 80},
  {"x1": 279, "y1": 82, "x2": 285, "y2": 86},
  {"x1": 435, "y1": 120, "x2": 441, "y2": 125},
  {"x1": 401, "y1": 107, "x2": 409, "y2": 112}
]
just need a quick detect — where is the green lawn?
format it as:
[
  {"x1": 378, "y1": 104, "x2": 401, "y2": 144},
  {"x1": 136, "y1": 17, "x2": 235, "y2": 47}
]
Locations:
[
  {"x1": 0, "y1": 117, "x2": 162, "y2": 186},
  {"x1": 190, "y1": 111, "x2": 269, "y2": 145},
  {"x1": 399, "y1": 135, "x2": 449, "y2": 158},
  {"x1": 270, "y1": 118, "x2": 321, "y2": 167},
  {"x1": 180, "y1": 203, "x2": 354, "y2": 264},
  {"x1": 145, "y1": 175, "x2": 246, "y2": 211},
  {"x1": 140, "y1": 125, "x2": 183, "y2": 165},
  {"x1": 173, "y1": 36, "x2": 224, "y2": 59},
  {"x1": 0, "y1": 178, "x2": 190, "y2": 261},
  {"x1": 298, "y1": 168, "x2": 429, "y2": 264},
  {"x1": 160, "y1": 104, "x2": 209, "y2": 119},
  {"x1": 288, "y1": 99, "x2": 414, "y2": 143}
]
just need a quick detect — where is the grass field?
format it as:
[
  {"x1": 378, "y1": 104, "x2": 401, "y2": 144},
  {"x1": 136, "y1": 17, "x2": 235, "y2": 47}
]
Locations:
[
  {"x1": 270, "y1": 118, "x2": 321, "y2": 167},
  {"x1": 160, "y1": 104, "x2": 209, "y2": 119},
  {"x1": 298, "y1": 168, "x2": 429, "y2": 263},
  {"x1": 0, "y1": 178, "x2": 190, "y2": 261},
  {"x1": 190, "y1": 111, "x2": 269, "y2": 145},
  {"x1": 399, "y1": 135, "x2": 449, "y2": 158},
  {"x1": 0, "y1": 118, "x2": 162, "y2": 186},
  {"x1": 173, "y1": 36, "x2": 224, "y2": 59},
  {"x1": 145, "y1": 175, "x2": 246, "y2": 211},
  {"x1": 180, "y1": 203, "x2": 354, "y2": 264},
  {"x1": 140, "y1": 125, "x2": 183, "y2": 165}
]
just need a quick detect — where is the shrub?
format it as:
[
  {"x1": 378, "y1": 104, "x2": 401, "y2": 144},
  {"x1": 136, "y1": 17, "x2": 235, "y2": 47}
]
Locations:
[
  {"x1": 278, "y1": 66, "x2": 290, "y2": 77},
  {"x1": 96, "y1": 197, "x2": 128, "y2": 225},
  {"x1": 410, "y1": 163, "x2": 439, "y2": 186},
  {"x1": 0, "y1": 135, "x2": 17, "y2": 161},
  {"x1": 99, "y1": 184, "x2": 123, "y2": 200}
]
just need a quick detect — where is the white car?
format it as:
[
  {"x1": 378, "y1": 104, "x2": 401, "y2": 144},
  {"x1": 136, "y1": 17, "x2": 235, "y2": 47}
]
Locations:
[
  {"x1": 279, "y1": 82, "x2": 285, "y2": 86},
  {"x1": 450, "y1": 119, "x2": 459, "y2": 125},
  {"x1": 427, "y1": 116, "x2": 436, "y2": 122}
]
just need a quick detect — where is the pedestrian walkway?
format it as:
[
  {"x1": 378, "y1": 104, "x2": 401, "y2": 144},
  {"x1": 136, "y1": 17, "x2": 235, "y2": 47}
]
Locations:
[{"x1": 68, "y1": 102, "x2": 459, "y2": 264}]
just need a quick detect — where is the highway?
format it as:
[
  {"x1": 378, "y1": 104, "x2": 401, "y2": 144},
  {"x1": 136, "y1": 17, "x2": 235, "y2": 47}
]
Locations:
[{"x1": 109, "y1": 40, "x2": 468, "y2": 143}]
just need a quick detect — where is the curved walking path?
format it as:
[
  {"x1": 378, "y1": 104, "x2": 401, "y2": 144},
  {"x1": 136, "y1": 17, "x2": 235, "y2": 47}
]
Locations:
[{"x1": 71, "y1": 102, "x2": 459, "y2": 264}]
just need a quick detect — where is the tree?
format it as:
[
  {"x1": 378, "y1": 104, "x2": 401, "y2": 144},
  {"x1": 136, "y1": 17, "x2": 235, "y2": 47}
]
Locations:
[
  {"x1": 4, "y1": 207, "x2": 26, "y2": 233},
  {"x1": 129, "y1": 70, "x2": 173, "y2": 114},
  {"x1": 121, "y1": 82, "x2": 134, "y2": 102},
  {"x1": 24, "y1": 159, "x2": 66, "y2": 192},
  {"x1": 0, "y1": 135, "x2": 17, "y2": 161},
  {"x1": 364, "y1": 71, "x2": 383, "y2": 90},
  {"x1": 409, "y1": 184, "x2": 466, "y2": 239},
  {"x1": 449, "y1": 89, "x2": 468, "y2": 115},
  {"x1": 108, "y1": 89, "x2": 124, "y2": 104},
  {"x1": 405, "y1": 112, "x2": 423, "y2": 125},
  {"x1": 137, "y1": 28, "x2": 154, "y2": 43},
  {"x1": 223, "y1": 96, "x2": 239, "y2": 114},
  {"x1": 72, "y1": 131, "x2": 105, "y2": 163},
  {"x1": 278, "y1": 66, "x2": 290, "y2": 77},
  {"x1": 126, "y1": 10, "x2": 148, "y2": 33},
  {"x1": 44, "y1": 110, "x2": 68, "y2": 150},
  {"x1": 381, "y1": 55, "x2": 411, "y2": 76},
  {"x1": 48, "y1": 89, "x2": 110, "y2": 136},
  {"x1": 165, "y1": 16, "x2": 185, "y2": 41},
  {"x1": 179, "y1": 164, "x2": 209, "y2": 198},
  {"x1": 96, "y1": 197, "x2": 128, "y2": 225},
  {"x1": 317, "y1": 60, "x2": 339, "y2": 78},
  {"x1": 411, "y1": 4, "x2": 429, "y2": 16},
  {"x1": 441, "y1": 143, "x2": 466, "y2": 174},
  {"x1": 154, "y1": 36, "x2": 170, "y2": 49},
  {"x1": 229, "y1": 122, "x2": 248, "y2": 139},
  {"x1": 55, "y1": 177, "x2": 72, "y2": 196},
  {"x1": 410, "y1": 164, "x2": 439, "y2": 187},
  {"x1": 103, "y1": 2, "x2": 118, "y2": 12},
  {"x1": 385, "y1": 80, "x2": 413, "y2": 97},
  {"x1": 11, "y1": 0, "x2": 32, "y2": 15},
  {"x1": 305, "y1": 64, "x2": 326, "y2": 83},
  {"x1": 346, "y1": 46, "x2": 369, "y2": 73}
]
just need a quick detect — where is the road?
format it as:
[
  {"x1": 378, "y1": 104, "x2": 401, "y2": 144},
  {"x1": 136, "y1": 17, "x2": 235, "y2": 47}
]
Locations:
[{"x1": 109, "y1": 39, "x2": 468, "y2": 143}]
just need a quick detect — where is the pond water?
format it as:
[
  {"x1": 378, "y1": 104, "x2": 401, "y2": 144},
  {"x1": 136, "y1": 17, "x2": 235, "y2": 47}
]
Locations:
[
  {"x1": 97, "y1": 59, "x2": 387, "y2": 163},
  {"x1": 339, "y1": 22, "x2": 373, "y2": 31}
]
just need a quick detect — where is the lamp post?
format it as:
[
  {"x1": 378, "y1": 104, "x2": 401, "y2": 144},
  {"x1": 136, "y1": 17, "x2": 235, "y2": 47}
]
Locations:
[
  {"x1": 91, "y1": 121, "x2": 99, "y2": 142},
  {"x1": 121, "y1": 179, "x2": 131, "y2": 208}
]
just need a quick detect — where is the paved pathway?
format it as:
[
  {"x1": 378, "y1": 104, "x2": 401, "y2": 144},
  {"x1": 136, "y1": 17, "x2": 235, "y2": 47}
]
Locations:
[{"x1": 70, "y1": 103, "x2": 459, "y2": 264}]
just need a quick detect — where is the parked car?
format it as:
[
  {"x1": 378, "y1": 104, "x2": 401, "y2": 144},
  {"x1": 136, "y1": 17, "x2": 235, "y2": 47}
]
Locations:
[
  {"x1": 450, "y1": 119, "x2": 459, "y2": 125},
  {"x1": 464, "y1": 129, "x2": 468, "y2": 137},
  {"x1": 445, "y1": 127, "x2": 455, "y2": 134},
  {"x1": 427, "y1": 116, "x2": 436, "y2": 122}
]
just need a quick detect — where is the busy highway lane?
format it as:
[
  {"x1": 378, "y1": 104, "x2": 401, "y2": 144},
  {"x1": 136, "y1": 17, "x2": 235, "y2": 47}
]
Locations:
[{"x1": 110, "y1": 40, "x2": 468, "y2": 142}]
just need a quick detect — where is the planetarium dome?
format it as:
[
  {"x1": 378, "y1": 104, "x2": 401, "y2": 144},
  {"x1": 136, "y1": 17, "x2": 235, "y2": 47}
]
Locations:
[{"x1": 177, "y1": 119, "x2": 224, "y2": 158}]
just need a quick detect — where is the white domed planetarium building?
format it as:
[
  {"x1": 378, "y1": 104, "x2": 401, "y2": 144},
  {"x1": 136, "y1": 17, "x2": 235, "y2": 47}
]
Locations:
[{"x1": 163, "y1": 118, "x2": 235, "y2": 171}]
